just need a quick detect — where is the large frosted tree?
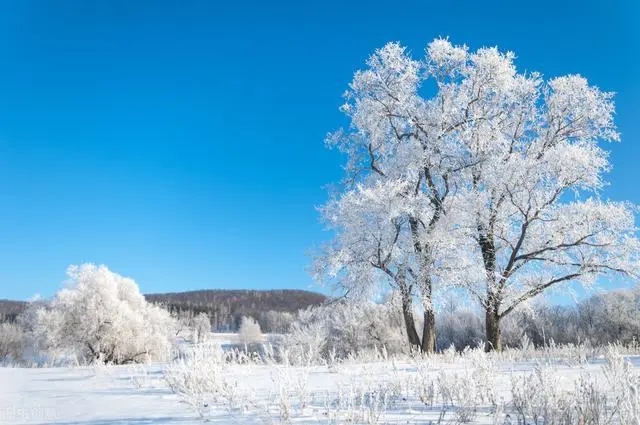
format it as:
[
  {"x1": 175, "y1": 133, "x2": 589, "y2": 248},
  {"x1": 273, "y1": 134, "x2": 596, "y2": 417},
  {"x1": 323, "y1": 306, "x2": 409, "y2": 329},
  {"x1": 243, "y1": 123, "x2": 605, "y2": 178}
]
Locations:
[
  {"x1": 427, "y1": 39, "x2": 640, "y2": 351},
  {"x1": 315, "y1": 43, "x2": 473, "y2": 353},
  {"x1": 317, "y1": 38, "x2": 640, "y2": 353}
]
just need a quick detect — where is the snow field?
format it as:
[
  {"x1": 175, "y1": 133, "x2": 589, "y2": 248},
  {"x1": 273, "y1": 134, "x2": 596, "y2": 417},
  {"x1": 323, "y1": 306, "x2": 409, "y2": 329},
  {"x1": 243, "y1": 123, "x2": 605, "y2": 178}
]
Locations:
[{"x1": 3, "y1": 344, "x2": 639, "y2": 424}]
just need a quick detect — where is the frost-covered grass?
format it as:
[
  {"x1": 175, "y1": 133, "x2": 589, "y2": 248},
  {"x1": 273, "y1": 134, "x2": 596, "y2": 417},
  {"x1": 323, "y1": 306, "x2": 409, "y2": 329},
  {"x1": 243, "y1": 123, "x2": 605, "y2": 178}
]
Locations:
[
  {"x1": 165, "y1": 343, "x2": 640, "y2": 425},
  {"x1": 2, "y1": 342, "x2": 640, "y2": 424}
]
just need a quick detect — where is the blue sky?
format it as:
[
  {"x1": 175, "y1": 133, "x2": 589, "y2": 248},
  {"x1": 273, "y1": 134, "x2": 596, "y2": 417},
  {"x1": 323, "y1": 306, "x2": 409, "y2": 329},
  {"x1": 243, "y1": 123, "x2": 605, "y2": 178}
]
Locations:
[{"x1": 0, "y1": 0, "x2": 637, "y2": 300}]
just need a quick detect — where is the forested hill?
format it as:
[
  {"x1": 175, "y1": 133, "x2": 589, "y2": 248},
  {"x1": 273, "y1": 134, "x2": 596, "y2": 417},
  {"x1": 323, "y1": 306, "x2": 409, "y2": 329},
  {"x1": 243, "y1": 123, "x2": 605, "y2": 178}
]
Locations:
[
  {"x1": 0, "y1": 299, "x2": 27, "y2": 323},
  {"x1": 145, "y1": 289, "x2": 327, "y2": 332}
]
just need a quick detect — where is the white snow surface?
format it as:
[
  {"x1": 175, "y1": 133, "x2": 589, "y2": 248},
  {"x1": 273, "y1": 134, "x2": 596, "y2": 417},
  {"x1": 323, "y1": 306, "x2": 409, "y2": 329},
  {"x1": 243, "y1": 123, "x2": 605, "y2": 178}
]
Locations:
[
  {"x1": 1, "y1": 354, "x2": 640, "y2": 424},
  {"x1": 0, "y1": 364, "x2": 195, "y2": 425}
]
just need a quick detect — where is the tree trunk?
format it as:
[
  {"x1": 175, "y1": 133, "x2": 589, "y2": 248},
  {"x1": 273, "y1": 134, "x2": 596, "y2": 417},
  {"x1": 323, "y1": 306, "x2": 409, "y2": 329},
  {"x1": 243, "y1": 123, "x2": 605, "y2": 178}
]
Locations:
[
  {"x1": 485, "y1": 306, "x2": 502, "y2": 352},
  {"x1": 400, "y1": 287, "x2": 421, "y2": 350},
  {"x1": 421, "y1": 308, "x2": 436, "y2": 354}
]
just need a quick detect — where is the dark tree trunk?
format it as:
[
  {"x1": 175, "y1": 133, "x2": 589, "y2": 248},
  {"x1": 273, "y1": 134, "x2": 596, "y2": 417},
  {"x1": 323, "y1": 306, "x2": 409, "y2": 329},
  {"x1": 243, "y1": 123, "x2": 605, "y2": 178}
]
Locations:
[
  {"x1": 478, "y1": 217, "x2": 500, "y2": 352},
  {"x1": 400, "y1": 286, "x2": 421, "y2": 350},
  {"x1": 485, "y1": 305, "x2": 502, "y2": 352},
  {"x1": 421, "y1": 308, "x2": 436, "y2": 354}
]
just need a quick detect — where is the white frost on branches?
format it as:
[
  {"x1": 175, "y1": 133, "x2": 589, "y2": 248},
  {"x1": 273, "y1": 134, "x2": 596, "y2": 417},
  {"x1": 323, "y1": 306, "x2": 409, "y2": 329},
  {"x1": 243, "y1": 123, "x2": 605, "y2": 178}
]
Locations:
[
  {"x1": 238, "y1": 316, "x2": 263, "y2": 345},
  {"x1": 316, "y1": 37, "x2": 640, "y2": 350},
  {"x1": 34, "y1": 264, "x2": 175, "y2": 364}
]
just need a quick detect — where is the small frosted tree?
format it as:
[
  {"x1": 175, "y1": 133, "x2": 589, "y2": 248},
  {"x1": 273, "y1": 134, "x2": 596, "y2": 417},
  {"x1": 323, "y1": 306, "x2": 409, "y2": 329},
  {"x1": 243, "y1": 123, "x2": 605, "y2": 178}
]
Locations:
[
  {"x1": 0, "y1": 322, "x2": 25, "y2": 363},
  {"x1": 192, "y1": 312, "x2": 211, "y2": 343},
  {"x1": 34, "y1": 264, "x2": 175, "y2": 364},
  {"x1": 238, "y1": 316, "x2": 262, "y2": 345}
]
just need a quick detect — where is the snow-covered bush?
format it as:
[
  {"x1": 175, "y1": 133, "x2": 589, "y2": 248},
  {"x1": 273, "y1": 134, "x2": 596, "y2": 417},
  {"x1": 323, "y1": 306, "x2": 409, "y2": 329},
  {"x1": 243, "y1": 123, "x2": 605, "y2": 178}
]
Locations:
[
  {"x1": 256, "y1": 310, "x2": 295, "y2": 334},
  {"x1": 0, "y1": 322, "x2": 25, "y2": 363},
  {"x1": 171, "y1": 310, "x2": 194, "y2": 339},
  {"x1": 165, "y1": 342, "x2": 255, "y2": 419},
  {"x1": 510, "y1": 366, "x2": 575, "y2": 424},
  {"x1": 238, "y1": 316, "x2": 262, "y2": 345},
  {"x1": 603, "y1": 346, "x2": 640, "y2": 423},
  {"x1": 326, "y1": 371, "x2": 401, "y2": 424},
  {"x1": 284, "y1": 298, "x2": 408, "y2": 363},
  {"x1": 283, "y1": 309, "x2": 328, "y2": 366},
  {"x1": 192, "y1": 312, "x2": 211, "y2": 343},
  {"x1": 33, "y1": 264, "x2": 175, "y2": 365}
]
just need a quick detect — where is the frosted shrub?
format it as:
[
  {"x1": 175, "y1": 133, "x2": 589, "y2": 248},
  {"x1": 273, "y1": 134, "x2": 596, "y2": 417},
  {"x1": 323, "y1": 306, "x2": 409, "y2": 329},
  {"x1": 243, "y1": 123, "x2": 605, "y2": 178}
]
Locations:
[
  {"x1": 269, "y1": 364, "x2": 310, "y2": 422},
  {"x1": 508, "y1": 363, "x2": 623, "y2": 425},
  {"x1": 284, "y1": 316, "x2": 327, "y2": 366},
  {"x1": 284, "y1": 300, "x2": 408, "y2": 365},
  {"x1": 192, "y1": 313, "x2": 211, "y2": 344},
  {"x1": 0, "y1": 322, "x2": 25, "y2": 364},
  {"x1": 510, "y1": 366, "x2": 575, "y2": 424},
  {"x1": 358, "y1": 382, "x2": 400, "y2": 424},
  {"x1": 572, "y1": 375, "x2": 614, "y2": 425},
  {"x1": 498, "y1": 340, "x2": 601, "y2": 365},
  {"x1": 238, "y1": 316, "x2": 262, "y2": 346},
  {"x1": 442, "y1": 344, "x2": 458, "y2": 363},
  {"x1": 165, "y1": 353, "x2": 222, "y2": 417},
  {"x1": 164, "y1": 342, "x2": 252, "y2": 418},
  {"x1": 327, "y1": 376, "x2": 400, "y2": 424},
  {"x1": 34, "y1": 264, "x2": 175, "y2": 365},
  {"x1": 603, "y1": 346, "x2": 640, "y2": 423},
  {"x1": 466, "y1": 347, "x2": 499, "y2": 408},
  {"x1": 129, "y1": 364, "x2": 151, "y2": 390},
  {"x1": 128, "y1": 364, "x2": 166, "y2": 391},
  {"x1": 408, "y1": 359, "x2": 436, "y2": 408},
  {"x1": 437, "y1": 364, "x2": 493, "y2": 422}
]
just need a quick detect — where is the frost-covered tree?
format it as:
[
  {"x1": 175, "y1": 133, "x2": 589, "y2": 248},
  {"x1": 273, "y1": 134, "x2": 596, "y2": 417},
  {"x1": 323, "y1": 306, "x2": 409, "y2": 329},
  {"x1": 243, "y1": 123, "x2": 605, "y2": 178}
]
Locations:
[
  {"x1": 427, "y1": 39, "x2": 640, "y2": 351},
  {"x1": 192, "y1": 312, "x2": 211, "y2": 343},
  {"x1": 0, "y1": 322, "x2": 25, "y2": 363},
  {"x1": 316, "y1": 42, "x2": 473, "y2": 353},
  {"x1": 34, "y1": 264, "x2": 175, "y2": 364},
  {"x1": 318, "y1": 38, "x2": 640, "y2": 353},
  {"x1": 257, "y1": 310, "x2": 295, "y2": 334},
  {"x1": 238, "y1": 316, "x2": 262, "y2": 345}
]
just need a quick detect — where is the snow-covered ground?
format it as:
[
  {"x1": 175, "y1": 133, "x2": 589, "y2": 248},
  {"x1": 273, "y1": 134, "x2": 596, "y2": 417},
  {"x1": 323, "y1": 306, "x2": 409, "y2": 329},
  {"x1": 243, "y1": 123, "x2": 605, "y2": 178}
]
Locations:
[
  {"x1": 2, "y1": 348, "x2": 640, "y2": 425},
  {"x1": 0, "y1": 364, "x2": 197, "y2": 424}
]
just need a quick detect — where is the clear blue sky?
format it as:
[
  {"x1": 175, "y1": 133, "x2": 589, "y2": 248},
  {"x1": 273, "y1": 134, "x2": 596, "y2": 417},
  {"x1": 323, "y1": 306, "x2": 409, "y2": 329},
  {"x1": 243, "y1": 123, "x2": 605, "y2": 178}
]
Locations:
[{"x1": 0, "y1": 0, "x2": 637, "y2": 300}]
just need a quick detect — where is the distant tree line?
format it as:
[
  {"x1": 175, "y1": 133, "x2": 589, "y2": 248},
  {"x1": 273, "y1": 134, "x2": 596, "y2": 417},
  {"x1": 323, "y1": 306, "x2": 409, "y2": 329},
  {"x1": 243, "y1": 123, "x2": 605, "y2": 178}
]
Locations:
[
  {"x1": 0, "y1": 300, "x2": 27, "y2": 324},
  {"x1": 145, "y1": 289, "x2": 327, "y2": 333},
  {"x1": 436, "y1": 288, "x2": 640, "y2": 350}
]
